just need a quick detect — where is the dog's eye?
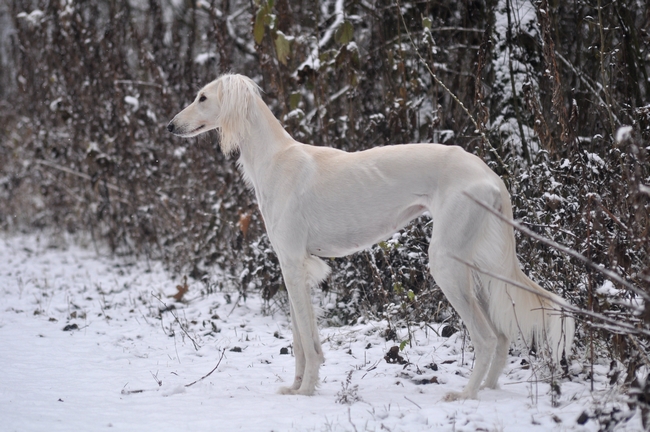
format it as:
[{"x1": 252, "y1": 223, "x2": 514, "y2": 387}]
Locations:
[{"x1": 199, "y1": 95, "x2": 207, "y2": 102}]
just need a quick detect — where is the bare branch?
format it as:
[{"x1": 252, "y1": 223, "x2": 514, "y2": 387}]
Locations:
[
  {"x1": 453, "y1": 256, "x2": 650, "y2": 337},
  {"x1": 185, "y1": 349, "x2": 227, "y2": 388},
  {"x1": 463, "y1": 191, "x2": 650, "y2": 302},
  {"x1": 35, "y1": 159, "x2": 122, "y2": 193}
]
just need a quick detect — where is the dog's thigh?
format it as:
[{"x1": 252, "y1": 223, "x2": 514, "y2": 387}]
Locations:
[{"x1": 428, "y1": 186, "x2": 502, "y2": 399}]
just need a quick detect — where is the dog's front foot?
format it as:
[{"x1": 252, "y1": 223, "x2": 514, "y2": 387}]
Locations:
[
  {"x1": 443, "y1": 390, "x2": 476, "y2": 402},
  {"x1": 278, "y1": 376, "x2": 316, "y2": 395},
  {"x1": 278, "y1": 386, "x2": 316, "y2": 396},
  {"x1": 278, "y1": 375, "x2": 319, "y2": 395}
]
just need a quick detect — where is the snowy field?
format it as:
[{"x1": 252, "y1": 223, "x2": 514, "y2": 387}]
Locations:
[{"x1": 0, "y1": 233, "x2": 641, "y2": 431}]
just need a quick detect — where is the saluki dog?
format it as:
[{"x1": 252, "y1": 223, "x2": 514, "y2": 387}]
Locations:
[{"x1": 168, "y1": 74, "x2": 574, "y2": 400}]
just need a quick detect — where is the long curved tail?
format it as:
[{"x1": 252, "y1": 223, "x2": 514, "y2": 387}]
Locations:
[
  {"x1": 476, "y1": 184, "x2": 575, "y2": 364},
  {"x1": 503, "y1": 268, "x2": 575, "y2": 363}
]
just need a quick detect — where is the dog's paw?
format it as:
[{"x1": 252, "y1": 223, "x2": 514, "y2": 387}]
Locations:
[
  {"x1": 443, "y1": 391, "x2": 463, "y2": 402},
  {"x1": 278, "y1": 386, "x2": 296, "y2": 395},
  {"x1": 443, "y1": 390, "x2": 476, "y2": 401},
  {"x1": 277, "y1": 377, "x2": 302, "y2": 395},
  {"x1": 480, "y1": 382, "x2": 500, "y2": 390},
  {"x1": 278, "y1": 386, "x2": 315, "y2": 396}
]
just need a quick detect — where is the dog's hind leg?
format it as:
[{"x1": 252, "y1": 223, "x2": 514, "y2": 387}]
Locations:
[
  {"x1": 482, "y1": 332, "x2": 509, "y2": 389},
  {"x1": 428, "y1": 183, "x2": 504, "y2": 400},
  {"x1": 431, "y1": 258, "x2": 498, "y2": 400}
]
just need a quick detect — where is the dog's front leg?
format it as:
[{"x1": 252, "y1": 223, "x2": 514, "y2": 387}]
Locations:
[
  {"x1": 277, "y1": 259, "x2": 324, "y2": 396},
  {"x1": 285, "y1": 300, "x2": 306, "y2": 391}
]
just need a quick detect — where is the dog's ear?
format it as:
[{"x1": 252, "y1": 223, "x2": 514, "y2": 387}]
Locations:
[{"x1": 217, "y1": 74, "x2": 260, "y2": 156}]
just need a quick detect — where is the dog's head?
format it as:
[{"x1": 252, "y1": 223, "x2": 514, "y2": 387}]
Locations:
[{"x1": 167, "y1": 74, "x2": 260, "y2": 155}]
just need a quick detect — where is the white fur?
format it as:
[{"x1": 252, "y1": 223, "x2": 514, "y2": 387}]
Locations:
[{"x1": 168, "y1": 74, "x2": 575, "y2": 399}]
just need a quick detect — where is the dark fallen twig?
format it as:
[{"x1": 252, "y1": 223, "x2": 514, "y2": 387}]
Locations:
[
  {"x1": 185, "y1": 348, "x2": 227, "y2": 388},
  {"x1": 121, "y1": 388, "x2": 146, "y2": 395},
  {"x1": 153, "y1": 293, "x2": 201, "y2": 351},
  {"x1": 404, "y1": 395, "x2": 422, "y2": 409},
  {"x1": 463, "y1": 191, "x2": 650, "y2": 302},
  {"x1": 120, "y1": 371, "x2": 161, "y2": 396}
]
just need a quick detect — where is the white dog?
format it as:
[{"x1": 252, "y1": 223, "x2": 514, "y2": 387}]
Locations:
[{"x1": 168, "y1": 74, "x2": 574, "y2": 400}]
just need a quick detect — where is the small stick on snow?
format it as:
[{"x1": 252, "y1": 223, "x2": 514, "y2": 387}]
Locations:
[
  {"x1": 153, "y1": 293, "x2": 201, "y2": 350},
  {"x1": 185, "y1": 348, "x2": 227, "y2": 388},
  {"x1": 404, "y1": 396, "x2": 422, "y2": 409}
]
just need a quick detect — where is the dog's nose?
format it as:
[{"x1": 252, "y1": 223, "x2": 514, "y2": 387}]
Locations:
[{"x1": 167, "y1": 122, "x2": 175, "y2": 133}]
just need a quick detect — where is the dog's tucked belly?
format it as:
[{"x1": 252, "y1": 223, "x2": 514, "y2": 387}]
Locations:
[{"x1": 306, "y1": 204, "x2": 427, "y2": 257}]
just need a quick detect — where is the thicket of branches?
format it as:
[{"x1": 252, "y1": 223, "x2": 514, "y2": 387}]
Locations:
[{"x1": 1, "y1": 0, "x2": 649, "y2": 423}]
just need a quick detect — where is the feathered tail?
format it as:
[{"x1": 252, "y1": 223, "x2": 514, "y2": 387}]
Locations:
[{"x1": 475, "y1": 184, "x2": 575, "y2": 364}]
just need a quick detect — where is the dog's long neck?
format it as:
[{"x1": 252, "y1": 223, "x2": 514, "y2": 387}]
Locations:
[{"x1": 236, "y1": 95, "x2": 294, "y2": 191}]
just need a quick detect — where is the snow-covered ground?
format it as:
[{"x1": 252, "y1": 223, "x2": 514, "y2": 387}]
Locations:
[{"x1": 0, "y1": 233, "x2": 641, "y2": 431}]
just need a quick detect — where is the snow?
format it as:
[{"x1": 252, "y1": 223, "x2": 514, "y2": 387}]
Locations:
[
  {"x1": 173, "y1": 146, "x2": 187, "y2": 158},
  {"x1": 195, "y1": 52, "x2": 217, "y2": 65},
  {"x1": 48, "y1": 97, "x2": 63, "y2": 112},
  {"x1": 296, "y1": 0, "x2": 345, "y2": 74},
  {"x1": 0, "y1": 233, "x2": 642, "y2": 431},
  {"x1": 615, "y1": 126, "x2": 633, "y2": 144},
  {"x1": 491, "y1": 0, "x2": 540, "y2": 156},
  {"x1": 124, "y1": 96, "x2": 139, "y2": 111},
  {"x1": 16, "y1": 9, "x2": 44, "y2": 27},
  {"x1": 596, "y1": 280, "x2": 621, "y2": 297}
]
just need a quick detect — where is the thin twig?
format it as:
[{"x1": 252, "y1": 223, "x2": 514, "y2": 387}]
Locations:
[
  {"x1": 404, "y1": 395, "x2": 422, "y2": 409},
  {"x1": 505, "y1": 0, "x2": 530, "y2": 162},
  {"x1": 463, "y1": 191, "x2": 650, "y2": 302},
  {"x1": 347, "y1": 406, "x2": 359, "y2": 432},
  {"x1": 35, "y1": 159, "x2": 122, "y2": 193},
  {"x1": 554, "y1": 51, "x2": 619, "y2": 125},
  {"x1": 597, "y1": 0, "x2": 617, "y2": 136},
  {"x1": 453, "y1": 256, "x2": 650, "y2": 337},
  {"x1": 227, "y1": 293, "x2": 242, "y2": 318},
  {"x1": 185, "y1": 348, "x2": 227, "y2": 387},
  {"x1": 114, "y1": 79, "x2": 162, "y2": 88},
  {"x1": 428, "y1": 26, "x2": 485, "y2": 34},
  {"x1": 153, "y1": 293, "x2": 201, "y2": 350},
  {"x1": 121, "y1": 388, "x2": 145, "y2": 395}
]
